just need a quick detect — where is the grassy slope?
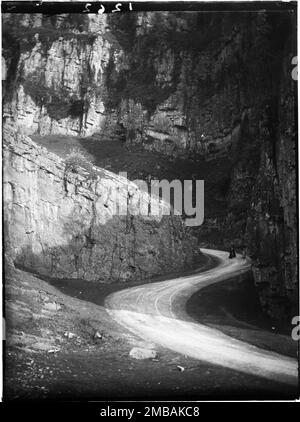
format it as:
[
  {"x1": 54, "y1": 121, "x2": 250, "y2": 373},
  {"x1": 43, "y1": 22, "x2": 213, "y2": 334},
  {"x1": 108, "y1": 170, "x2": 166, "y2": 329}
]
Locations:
[{"x1": 31, "y1": 134, "x2": 229, "y2": 221}]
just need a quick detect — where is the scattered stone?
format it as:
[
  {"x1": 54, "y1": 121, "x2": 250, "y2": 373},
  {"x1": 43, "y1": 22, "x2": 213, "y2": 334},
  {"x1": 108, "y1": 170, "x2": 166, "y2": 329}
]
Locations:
[
  {"x1": 48, "y1": 348, "x2": 60, "y2": 354},
  {"x1": 33, "y1": 342, "x2": 55, "y2": 352},
  {"x1": 177, "y1": 365, "x2": 185, "y2": 372},
  {"x1": 93, "y1": 331, "x2": 103, "y2": 340},
  {"x1": 64, "y1": 331, "x2": 76, "y2": 339},
  {"x1": 129, "y1": 347, "x2": 157, "y2": 360}
]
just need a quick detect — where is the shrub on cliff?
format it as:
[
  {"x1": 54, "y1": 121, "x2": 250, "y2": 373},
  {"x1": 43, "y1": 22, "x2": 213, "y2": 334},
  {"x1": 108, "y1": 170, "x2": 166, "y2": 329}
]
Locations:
[{"x1": 65, "y1": 148, "x2": 98, "y2": 181}]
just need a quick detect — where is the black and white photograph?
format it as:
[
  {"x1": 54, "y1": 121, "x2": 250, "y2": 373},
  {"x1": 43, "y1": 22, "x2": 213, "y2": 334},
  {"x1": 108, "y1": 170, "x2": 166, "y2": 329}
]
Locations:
[{"x1": 1, "y1": 0, "x2": 299, "y2": 404}]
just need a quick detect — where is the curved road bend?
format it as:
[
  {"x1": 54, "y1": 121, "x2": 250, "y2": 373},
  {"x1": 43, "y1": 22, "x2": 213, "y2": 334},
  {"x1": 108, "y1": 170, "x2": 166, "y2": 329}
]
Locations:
[{"x1": 105, "y1": 249, "x2": 298, "y2": 386}]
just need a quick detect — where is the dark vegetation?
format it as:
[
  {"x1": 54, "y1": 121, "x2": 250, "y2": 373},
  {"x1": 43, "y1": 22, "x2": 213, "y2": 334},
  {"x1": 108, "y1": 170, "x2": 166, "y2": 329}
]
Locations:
[
  {"x1": 22, "y1": 71, "x2": 85, "y2": 120},
  {"x1": 104, "y1": 55, "x2": 176, "y2": 113},
  {"x1": 104, "y1": 14, "x2": 189, "y2": 114}
]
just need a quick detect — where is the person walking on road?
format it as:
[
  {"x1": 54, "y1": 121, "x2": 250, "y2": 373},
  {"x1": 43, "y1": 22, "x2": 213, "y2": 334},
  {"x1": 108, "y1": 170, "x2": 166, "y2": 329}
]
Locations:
[{"x1": 229, "y1": 244, "x2": 236, "y2": 259}]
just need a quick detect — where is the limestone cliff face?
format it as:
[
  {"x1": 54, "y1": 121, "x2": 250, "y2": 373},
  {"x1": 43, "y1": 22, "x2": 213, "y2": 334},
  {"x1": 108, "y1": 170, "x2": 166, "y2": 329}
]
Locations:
[
  {"x1": 3, "y1": 11, "x2": 297, "y2": 319},
  {"x1": 3, "y1": 126, "x2": 198, "y2": 282},
  {"x1": 3, "y1": 12, "x2": 295, "y2": 157},
  {"x1": 3, "y1": 14, "x2": 109, "y2": 136},
  {"x1": 244, "y1": 31, "x2": 297, "y2": 320}
]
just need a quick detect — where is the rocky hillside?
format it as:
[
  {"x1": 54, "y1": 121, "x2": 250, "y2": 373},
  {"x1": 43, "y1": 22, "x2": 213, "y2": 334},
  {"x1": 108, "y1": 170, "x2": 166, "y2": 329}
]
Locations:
[
  {"x1": 3, "y1": 125, "x2": 198, "y2": 282},
  {"x1": 3, "y1": 10, "x2": 297, "y2": 320}
]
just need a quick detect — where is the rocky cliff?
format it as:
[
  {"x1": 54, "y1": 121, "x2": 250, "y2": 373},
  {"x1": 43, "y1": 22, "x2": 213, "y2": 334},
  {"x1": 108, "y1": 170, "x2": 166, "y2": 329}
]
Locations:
[
  {"x1": 3, "y1": 13, "x2": 110, "y2": 136},
  {"x1": 3, "y1": 10, "x2": 297, "y2": 320},
  {"x1": 3, "y1": 126, "x2": 198, "y2": 282}
]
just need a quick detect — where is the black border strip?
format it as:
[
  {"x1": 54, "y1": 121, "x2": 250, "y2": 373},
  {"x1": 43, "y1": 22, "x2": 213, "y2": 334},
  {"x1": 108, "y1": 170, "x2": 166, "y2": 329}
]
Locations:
[{"x1": 1, "y1": 1, "x2": 298, "y2": 14}]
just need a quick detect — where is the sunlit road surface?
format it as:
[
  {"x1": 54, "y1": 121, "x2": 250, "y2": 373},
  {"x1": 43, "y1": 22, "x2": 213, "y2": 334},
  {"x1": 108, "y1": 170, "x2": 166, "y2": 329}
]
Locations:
[{"x1": 105, "y1": 249, "x2": 298, "y2": 386}]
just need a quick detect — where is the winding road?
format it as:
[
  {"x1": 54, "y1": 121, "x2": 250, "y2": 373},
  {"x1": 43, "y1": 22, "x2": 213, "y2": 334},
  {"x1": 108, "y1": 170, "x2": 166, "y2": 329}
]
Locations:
[{"x1": 105, "y1": 249, "x2": 298, "y2": 386}]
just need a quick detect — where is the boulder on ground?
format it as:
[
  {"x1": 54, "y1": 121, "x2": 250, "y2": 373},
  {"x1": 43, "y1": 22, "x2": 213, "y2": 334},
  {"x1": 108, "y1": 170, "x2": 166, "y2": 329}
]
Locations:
[
  {"x1": 94, "y1": 331, "x2": 103, "y2": 340},
  {"x1": 44, "y1": 302, "x2": 61, "y2": 311},
  {"x1": 129, "y1": 347, "x2": 157, "y2": 360}
]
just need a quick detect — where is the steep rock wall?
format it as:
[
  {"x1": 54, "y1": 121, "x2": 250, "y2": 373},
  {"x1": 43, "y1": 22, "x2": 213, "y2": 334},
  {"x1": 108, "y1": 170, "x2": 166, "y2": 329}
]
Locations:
[
  {"x1": 3, "y1": 126, "x2": 198, "y2": 282},
  {"x1": 3, "y1": 14, "x2": 109, "y2": 136},
  {"x1": 244, "y1": 32, "x2": 297, "y2": 320}
]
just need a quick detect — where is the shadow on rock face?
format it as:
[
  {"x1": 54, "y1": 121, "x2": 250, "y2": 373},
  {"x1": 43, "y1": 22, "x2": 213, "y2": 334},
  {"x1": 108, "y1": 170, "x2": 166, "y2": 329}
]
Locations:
[{"x1": 13, "y1": 214, "x2": 200, "y2": 284}]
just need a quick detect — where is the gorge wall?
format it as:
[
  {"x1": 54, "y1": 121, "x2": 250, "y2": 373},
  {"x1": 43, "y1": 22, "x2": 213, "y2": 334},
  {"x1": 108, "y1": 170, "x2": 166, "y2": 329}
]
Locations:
[
  {"x1": 3, "y1": 125, "x2": 198, "y2": 282},
  {"x1": 3, "y1": 10, "x2": 297, "y2": 320}
]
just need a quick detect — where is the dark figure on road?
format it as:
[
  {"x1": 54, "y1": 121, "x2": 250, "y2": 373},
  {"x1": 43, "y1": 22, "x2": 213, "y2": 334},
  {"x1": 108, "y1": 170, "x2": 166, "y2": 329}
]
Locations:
[{"x1": 229, "y1": 245, "x2": 236, "y2": 259}]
